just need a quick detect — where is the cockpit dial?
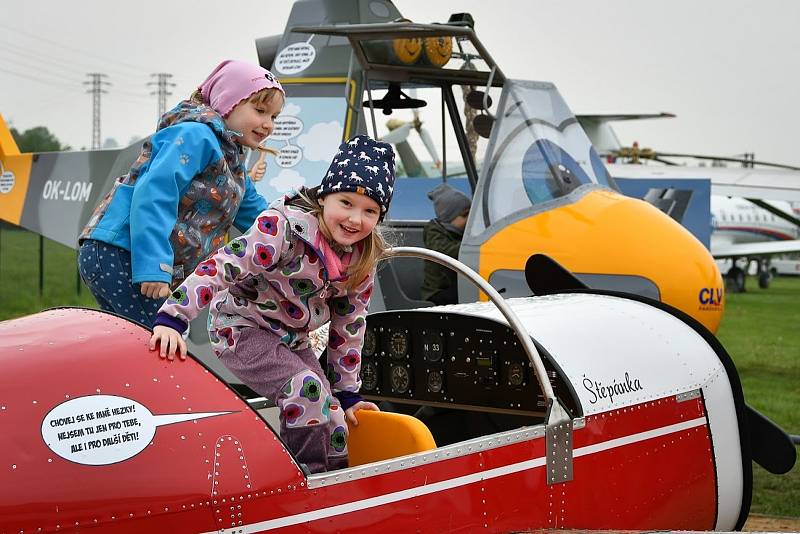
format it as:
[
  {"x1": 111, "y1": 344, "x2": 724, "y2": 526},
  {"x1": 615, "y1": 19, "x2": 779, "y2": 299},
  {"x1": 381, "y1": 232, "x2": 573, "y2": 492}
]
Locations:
[
  {"x1": 360, "y1": 360, "x2": 379, "y2": 392},
  {"x1": 363, "y1": 328, "x2": 377, "y2": 358},
  {"x1": 388, "y1": 331, "x2": 409, "y2": 360},
  {"x1": 422, "y1": 330, "x2": 444, "y2": 362},
  {"x1": 426, "y1": 369, "x2": 444, "y2": 393},
  {"x1": 507, "y1": 362, "x2": 525, "y2": 386},
  {"x1": 390, "y1": 365, "x2": 410, "y2": 394}
]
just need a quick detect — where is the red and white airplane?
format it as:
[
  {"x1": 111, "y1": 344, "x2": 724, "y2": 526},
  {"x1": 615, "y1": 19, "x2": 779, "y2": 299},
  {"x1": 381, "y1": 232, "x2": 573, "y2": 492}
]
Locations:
[{"x1": 0, "y1": 249, "x2": 794, "y2": 533}]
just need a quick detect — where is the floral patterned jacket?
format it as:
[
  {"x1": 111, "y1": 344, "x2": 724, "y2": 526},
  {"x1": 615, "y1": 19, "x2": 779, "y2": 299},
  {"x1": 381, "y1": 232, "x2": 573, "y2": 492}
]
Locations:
[{"x1": 156, "y1": 195, "x2": 374, "y2": 394}]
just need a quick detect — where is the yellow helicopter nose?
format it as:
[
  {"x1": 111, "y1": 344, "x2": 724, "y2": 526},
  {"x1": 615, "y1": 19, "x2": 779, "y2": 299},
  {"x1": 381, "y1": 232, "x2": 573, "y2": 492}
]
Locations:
[{"x1": 478, "y1": 188, "x2": 725, "y2": 333}]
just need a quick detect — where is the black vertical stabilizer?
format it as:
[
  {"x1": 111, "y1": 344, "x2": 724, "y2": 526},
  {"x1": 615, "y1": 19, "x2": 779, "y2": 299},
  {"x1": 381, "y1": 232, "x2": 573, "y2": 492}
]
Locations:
[
  {"x1": 746, "y1": 405, "x2": 797, "y2": 475},
  {"x1": 524, "y1": 254, "x2": 588, "y2": 295}
]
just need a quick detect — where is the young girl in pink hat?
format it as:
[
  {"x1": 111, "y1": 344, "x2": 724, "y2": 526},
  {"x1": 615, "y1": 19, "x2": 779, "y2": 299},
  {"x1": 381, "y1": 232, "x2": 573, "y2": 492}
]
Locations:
[{"x1": 78, "y1": 60, "x2": 284, "y2": 327}]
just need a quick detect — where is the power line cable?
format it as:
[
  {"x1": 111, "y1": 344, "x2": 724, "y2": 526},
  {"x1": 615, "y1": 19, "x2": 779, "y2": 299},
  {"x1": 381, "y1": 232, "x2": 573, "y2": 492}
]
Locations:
[
  {"x1": 0, "y1": 44, "x2": 94, "y2": 80},
  {"x1": 0, "y1": 61, "x2": 149, "y2": 102},
  {"x1": 0, "y1": 40, "x2": 148, "y2": 85},
  {"x1": 0, "y1": 51, "x2": 87, "y2": 85},
  {"x1": 0, "y1": 22, "x2": 153, "y2": 77},
  {"x1": 0, "y1": 66, "x2": 80, "y2": 90}
]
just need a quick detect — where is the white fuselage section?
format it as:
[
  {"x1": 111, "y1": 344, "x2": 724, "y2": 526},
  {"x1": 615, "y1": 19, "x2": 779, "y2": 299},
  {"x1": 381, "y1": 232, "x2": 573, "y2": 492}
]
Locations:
[{"x1": 711, "y1": 196, "x2": 799, "y2": 248}]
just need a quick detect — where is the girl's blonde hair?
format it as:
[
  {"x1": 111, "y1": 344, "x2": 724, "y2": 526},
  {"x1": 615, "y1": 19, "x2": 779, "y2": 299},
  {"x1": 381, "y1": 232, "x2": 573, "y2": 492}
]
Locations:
[
  {"x1": 188, "y1": 87, "x2": 284, "y2": 116},
  {"x1": 292, "y1": 186, "x2": 391, "y2": 290}
]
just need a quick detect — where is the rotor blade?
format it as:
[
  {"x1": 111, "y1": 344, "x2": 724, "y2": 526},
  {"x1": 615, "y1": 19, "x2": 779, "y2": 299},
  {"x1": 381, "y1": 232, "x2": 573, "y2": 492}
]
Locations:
[
  {"x1": 657, "y1": 152, "x2": 800, "y2": 171},
  {"x1": 417, "y1": 126, "x2": 441, "y2": 167},
  {"x1": 380, "y1": 122, "x2": 413, "y2": 145},
  {"x1": 745, "y1": 198, "x2": 800, "y2": 227},
  {"x1": 652, "y1": 156, "x2": 679, "y2": 166}
]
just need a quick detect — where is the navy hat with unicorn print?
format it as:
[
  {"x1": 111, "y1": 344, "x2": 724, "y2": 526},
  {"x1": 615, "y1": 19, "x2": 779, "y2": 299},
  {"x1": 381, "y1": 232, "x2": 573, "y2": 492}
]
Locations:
[{"x1": 318, "y1": 135, "x2": 396, "y2": 220}]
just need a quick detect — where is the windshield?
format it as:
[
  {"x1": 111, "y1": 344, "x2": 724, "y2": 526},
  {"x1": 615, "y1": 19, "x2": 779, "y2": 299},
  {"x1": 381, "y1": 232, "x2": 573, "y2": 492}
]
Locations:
[{"x1": 468, "y1": 80, "x2": 618, "y2": 236}]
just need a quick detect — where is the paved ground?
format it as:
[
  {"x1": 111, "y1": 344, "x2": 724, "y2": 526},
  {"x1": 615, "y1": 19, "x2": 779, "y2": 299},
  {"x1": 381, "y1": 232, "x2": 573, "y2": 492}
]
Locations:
[{"x1": 744, "y1": 514, "x2": 800, "y2": 532}]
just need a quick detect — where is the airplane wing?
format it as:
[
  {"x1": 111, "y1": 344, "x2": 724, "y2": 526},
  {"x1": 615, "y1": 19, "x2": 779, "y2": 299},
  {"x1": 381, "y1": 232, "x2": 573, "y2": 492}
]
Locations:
[
  {"x1": 607, "y1": 163, "x2": 800, "y2": 203},
  {"x1": 712, "y1": 239, "x2": 800, "y2": 259}
]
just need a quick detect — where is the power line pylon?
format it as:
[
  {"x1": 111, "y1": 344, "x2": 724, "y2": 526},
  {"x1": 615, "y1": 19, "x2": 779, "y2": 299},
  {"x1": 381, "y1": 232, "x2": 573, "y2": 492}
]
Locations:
[
  {"x1": 84, "y1": 73, "x2": 110, "y2": 150},
  {"x1": 148, "y1": 73, "x2": 176, "y2": 119}
]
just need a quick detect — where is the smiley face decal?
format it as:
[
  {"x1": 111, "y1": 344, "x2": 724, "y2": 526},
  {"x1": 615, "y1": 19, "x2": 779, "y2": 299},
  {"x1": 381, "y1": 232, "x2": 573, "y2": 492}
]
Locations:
[
  {"x1": 423, "y1": 36, "x2": 452, "y2": 68},
  {"x1": 392, "y1": 37, "x2": 422, "y2": 64}
]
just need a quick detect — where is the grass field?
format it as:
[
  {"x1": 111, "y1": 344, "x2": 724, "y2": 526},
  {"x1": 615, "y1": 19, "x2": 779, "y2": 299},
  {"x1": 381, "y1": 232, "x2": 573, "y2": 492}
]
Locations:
[
  {"x1": 0, "y1": 228, "x2": 97, "y2": 321},
  {"x1": 716, "y1": 275, "x2": 800, "y2": 517},
  {"x1": 1, "y1": 227, "x2": 798, "y2": 516}
]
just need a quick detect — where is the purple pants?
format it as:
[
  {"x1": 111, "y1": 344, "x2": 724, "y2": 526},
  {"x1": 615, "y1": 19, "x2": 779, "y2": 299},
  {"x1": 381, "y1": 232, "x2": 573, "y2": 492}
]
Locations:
[{"x1": 213, "y1": 326, "x2": 348, "y2": 473}]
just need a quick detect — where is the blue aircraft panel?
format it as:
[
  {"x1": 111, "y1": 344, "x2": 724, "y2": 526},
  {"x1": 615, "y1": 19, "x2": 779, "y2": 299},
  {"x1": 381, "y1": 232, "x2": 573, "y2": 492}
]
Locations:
[{"x1": 386, "y1": 177, "x2": 472, "y2": 221}]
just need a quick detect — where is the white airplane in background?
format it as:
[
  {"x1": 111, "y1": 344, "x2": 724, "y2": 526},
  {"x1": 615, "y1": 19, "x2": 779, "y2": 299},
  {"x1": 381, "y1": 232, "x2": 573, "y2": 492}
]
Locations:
[
  {"x1": 711, "y1": 196, "x2": 800, "y2": 290},
  {"x1": 577, "y1": 113, "x2": 800, "y2": 292}
]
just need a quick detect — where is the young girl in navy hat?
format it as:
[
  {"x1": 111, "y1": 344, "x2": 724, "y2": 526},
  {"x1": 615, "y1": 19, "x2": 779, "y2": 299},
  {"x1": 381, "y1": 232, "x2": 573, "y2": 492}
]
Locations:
[
  {"x1": 149, "y1": 135, "x2": 396, "y2": 473},
  {"x1": 78, "y1": 60, "x2": 284, "y2": 327}
]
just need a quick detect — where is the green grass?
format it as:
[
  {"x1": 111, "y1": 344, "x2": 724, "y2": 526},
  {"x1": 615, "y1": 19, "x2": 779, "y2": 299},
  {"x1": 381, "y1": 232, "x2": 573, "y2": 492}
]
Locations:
[
  {"x1": 716, "y1": 275, "x2": 800, "y2": 517},
  {"x1": 1, "y1": 229, "x2": 798, "y2": 516},
  {"x1": 0, "y1": 228, "x2": 97, "y2": 321}
]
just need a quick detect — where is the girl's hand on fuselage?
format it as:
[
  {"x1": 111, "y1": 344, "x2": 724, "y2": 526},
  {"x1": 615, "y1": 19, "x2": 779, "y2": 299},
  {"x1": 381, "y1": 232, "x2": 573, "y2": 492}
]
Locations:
[
  {"x1": 149, "y1": 325, "x2": 187, "y2": 361},
  {"x1": 140, "y1": 281, "x2": 170, "y2": 299},
  {"x1": 344, "y1": 401, "x2": 380, "y2": 426}
]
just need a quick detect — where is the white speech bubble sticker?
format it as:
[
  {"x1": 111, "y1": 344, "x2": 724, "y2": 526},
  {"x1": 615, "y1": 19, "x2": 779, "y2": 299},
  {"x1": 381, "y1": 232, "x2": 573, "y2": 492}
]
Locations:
[
  {"x1": 276, "y1": 145, "x2": 303, "y2": 168},
  {"x1": 275, "y1": 43, "x2": 316, "y2": 75},
  {"x1": 41, "y1": 395, "x2": 232, "y2": 466},
  {"x1": 0, "y1": 171, "x2": 15, "y2": 194},
  {"x1": 271, "y1": 116, "x2": 304, "y2": 141}
]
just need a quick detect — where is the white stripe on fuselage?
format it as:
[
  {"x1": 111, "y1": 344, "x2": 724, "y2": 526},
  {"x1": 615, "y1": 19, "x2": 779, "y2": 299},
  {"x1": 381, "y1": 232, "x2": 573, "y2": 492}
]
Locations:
[{"x1": 201, "y1": 417, "x2": 707, "y2": 533}]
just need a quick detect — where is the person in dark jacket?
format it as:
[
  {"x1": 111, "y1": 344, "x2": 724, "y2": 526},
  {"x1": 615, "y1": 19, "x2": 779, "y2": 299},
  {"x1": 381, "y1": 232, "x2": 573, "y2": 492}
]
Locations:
[{"x1": 420, "y1": 183, "x2": 471, "y2": 305}]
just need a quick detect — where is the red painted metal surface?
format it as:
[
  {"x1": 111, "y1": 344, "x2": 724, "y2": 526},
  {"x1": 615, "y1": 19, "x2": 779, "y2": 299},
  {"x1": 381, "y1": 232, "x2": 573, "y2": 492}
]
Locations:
[
  {"x1": 0, "y1": 309, "x2": 303, "y2": 533},
  {"x1": 0, "y1": 309, "x2": 719, "y2": 533}
]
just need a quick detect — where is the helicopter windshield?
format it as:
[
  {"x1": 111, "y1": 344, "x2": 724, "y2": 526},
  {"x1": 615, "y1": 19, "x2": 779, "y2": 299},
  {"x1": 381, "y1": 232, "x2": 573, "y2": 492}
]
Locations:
[{"x1": 467, "y1": 80, "x2": 618, "y2": 237}]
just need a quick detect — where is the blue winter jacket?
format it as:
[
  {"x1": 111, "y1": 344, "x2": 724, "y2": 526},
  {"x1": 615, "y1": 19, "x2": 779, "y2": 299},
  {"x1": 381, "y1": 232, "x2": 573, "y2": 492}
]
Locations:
[{"x1": 80, "y1": 101, "x2": 267, "y2": 285}]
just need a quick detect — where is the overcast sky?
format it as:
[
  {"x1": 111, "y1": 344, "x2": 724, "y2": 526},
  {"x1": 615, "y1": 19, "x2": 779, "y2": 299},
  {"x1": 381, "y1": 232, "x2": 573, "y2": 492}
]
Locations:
[{"x1": 3, "y1": 0, "x2": 800, "y2": 166}]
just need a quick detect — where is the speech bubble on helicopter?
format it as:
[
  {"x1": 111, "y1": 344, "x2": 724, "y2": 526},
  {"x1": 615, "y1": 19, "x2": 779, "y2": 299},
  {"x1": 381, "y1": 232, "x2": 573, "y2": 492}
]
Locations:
[
  {"x1": 274, "y1": 42, "x2": 316, "y2": 75},
  {"x1": 40, "y1": 395, "x2": 234, "y2": 466},
  {"x1": 271, "y1": 116, "x2": 304, "y2": 141},
  {"x1": 276, "y1": 145, "x2": 303, "y2": 168}
]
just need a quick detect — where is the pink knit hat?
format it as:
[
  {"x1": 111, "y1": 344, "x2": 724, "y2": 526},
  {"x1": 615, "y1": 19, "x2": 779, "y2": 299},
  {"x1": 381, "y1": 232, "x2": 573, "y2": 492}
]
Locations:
[{"x1": 199, "y1": 60, "x2": 284, "y2": 117}]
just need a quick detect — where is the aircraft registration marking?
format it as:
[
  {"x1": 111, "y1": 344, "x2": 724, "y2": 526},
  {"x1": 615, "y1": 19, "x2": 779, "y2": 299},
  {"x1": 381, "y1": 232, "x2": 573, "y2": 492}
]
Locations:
[{"x1": 200, "y1": 416, "x2": 707, "y2": 533}]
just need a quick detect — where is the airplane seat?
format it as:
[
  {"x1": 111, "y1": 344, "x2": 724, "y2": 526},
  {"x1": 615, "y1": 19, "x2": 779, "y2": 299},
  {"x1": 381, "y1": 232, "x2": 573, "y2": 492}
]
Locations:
[
  {"x1": 347, "y1": 410, "x2": 437, "y2": 467},
  {"x1": 376, "y1": 260, "x2": 433, "y2": 310},
  {"x1": 378, "y1": 222, "x2": 433, "y2": 309}
]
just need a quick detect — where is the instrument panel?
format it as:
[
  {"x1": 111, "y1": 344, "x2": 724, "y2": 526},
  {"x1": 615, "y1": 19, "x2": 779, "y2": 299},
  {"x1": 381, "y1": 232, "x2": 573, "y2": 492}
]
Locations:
[{"x1": 360, "y1": 310, "x2": 579, "y2": 416}]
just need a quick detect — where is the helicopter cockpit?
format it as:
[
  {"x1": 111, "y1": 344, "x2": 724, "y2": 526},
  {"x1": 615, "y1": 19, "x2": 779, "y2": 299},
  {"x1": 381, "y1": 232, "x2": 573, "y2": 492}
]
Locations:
[
  {"x1": 468, "y1": 80, "x2": 621, "y2": 237},
  {"x1": 291, "y1": 19, "x2": 505, "y2": 192}
]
